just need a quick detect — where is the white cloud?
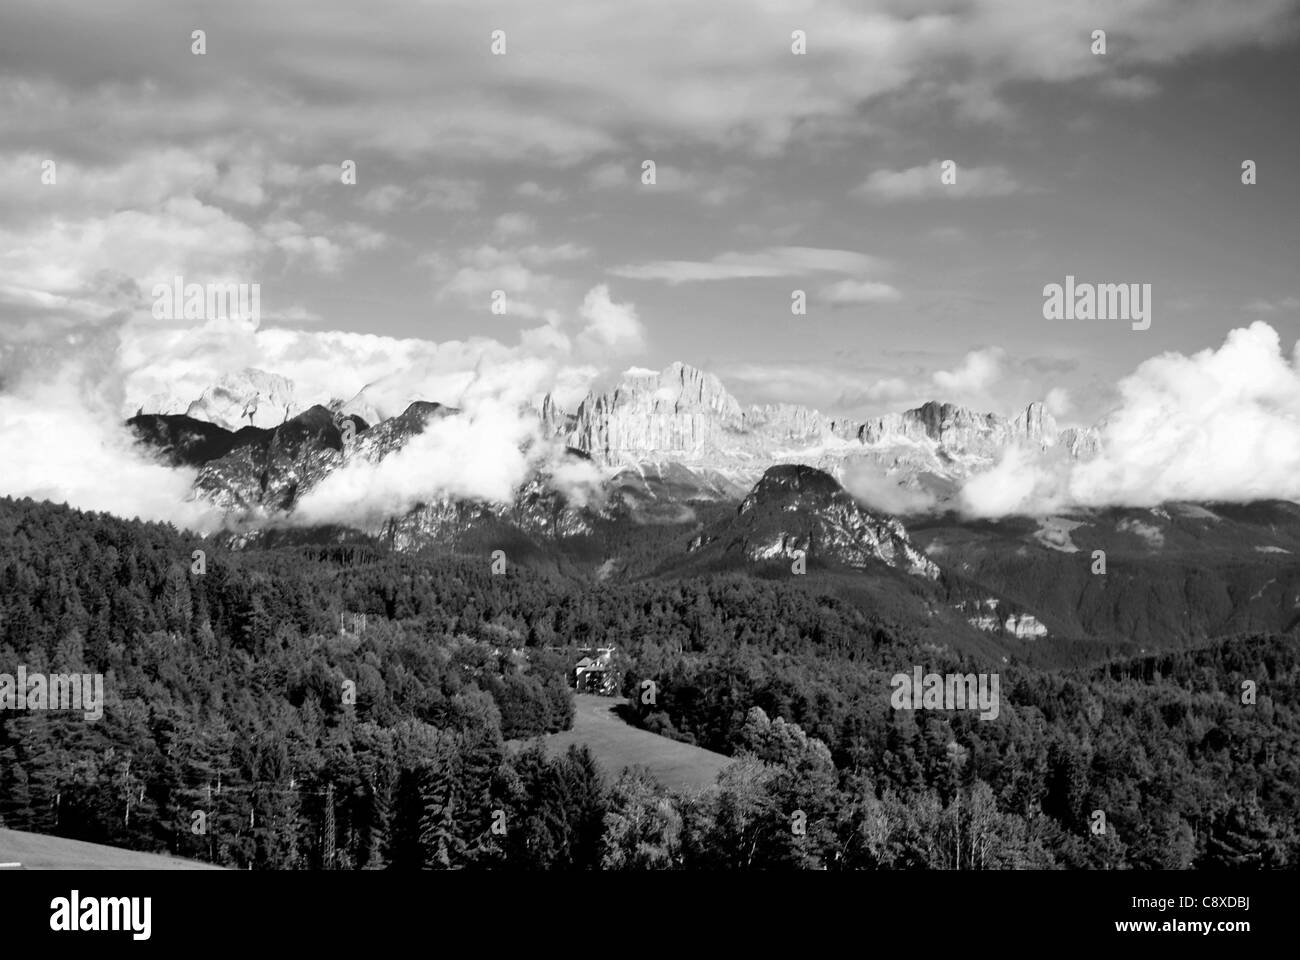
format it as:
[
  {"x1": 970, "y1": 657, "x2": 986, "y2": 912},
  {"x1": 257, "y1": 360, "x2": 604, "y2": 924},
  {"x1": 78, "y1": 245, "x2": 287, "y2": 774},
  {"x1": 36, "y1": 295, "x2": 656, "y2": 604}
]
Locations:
[
  {"x1": 853, "y1": 161, "x2": 1023, "y2": 202},
  {"x1": 0, "y1": 331, "x2": 225, "y2": 529},
  {"x1": 577, "y1": 285, "x2": 645, "y2": 355},
  {"x1": 492, "y1": 212, "x2": 537, "y2": 240},
  {"x1": 3, "y1": 1, "x2": 1294, "y2": 167},
  {"x1": 960, "y1": 322, "x2": 1300, "y2": 515},
  {"x1": 610, "y1": 247, "x2": 887, "y2": 284},
  {"x1": 294, "y1": 397, "x2": 538, "y2": 523},
  {"x1": 1099, "y1": 75, "x2": 1161, "y2": 100},
  {"x1": 842, "y1": 461, "x2": 939, "y2": 515},
  {"x1": 960, "y1": 447, "x2": 1061, "y2": 518},
  {"x1": 1045, "y1": 386, "x2": 1071, "y2": 417},
  {"x1": 516, "y1": 181, "x2": 565, "y2": 203},
  {"x1": 821, "y1": 279, "x2": 903, "y2": 304},
  {"x1": 933, "y1": 347, "x2": 1004, "y2": 394},
  {"x1": 431, "y1": 243, "x2": 581, "y2": 320},
  {"x1": 1117, "y1": 518, "x2": 1165, "y2": 548},
  {"x1": 1070, "y1": 321, "x2": 1300, "y2": 506}
]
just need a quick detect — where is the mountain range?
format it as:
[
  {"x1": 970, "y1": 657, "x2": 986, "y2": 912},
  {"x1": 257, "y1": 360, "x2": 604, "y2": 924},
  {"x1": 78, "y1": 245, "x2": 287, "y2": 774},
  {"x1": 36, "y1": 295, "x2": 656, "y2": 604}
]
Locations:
[
  {"x1": 126, "y1": 359, "x2": 1103, "y2": 582},
  {"x1": 547, "y1": 361, "x2": 1098, "y2": 502},
  {"x1": 125, "y1": 361, "x2": 1300, "y2": 659},
  {"x1": 131, "y1": 360, "x2": 1098, "y2": 506}
]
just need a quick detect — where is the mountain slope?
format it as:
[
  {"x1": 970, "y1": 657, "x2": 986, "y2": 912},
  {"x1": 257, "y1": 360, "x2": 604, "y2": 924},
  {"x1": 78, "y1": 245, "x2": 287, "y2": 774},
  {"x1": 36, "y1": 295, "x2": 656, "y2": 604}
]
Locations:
[
  {"x1": 911, "y1": 501, "x2": 1300, "y2": 649},
  {"x1": 681, "y1": 464, "x2": 939, "y2": 579}
]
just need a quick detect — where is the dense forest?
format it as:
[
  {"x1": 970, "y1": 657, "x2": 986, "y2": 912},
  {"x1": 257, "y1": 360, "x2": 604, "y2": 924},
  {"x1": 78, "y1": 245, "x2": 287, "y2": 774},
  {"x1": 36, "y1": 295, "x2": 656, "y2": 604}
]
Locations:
[{"x1": 1, "y1": 496, "x2": 1296, "y2": 868}]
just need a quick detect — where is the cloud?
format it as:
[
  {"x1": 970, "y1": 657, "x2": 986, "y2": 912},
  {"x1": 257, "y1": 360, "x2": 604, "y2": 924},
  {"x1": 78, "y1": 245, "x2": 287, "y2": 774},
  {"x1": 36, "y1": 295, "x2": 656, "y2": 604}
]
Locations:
[
  {"x1": 353, "y1": 177, "x2": 483, "y2": 214},
  {"x1": 516, "y1": 181, "x2": 565, "y2": 203},
  {"x1": 610, "y1": 247, "x2": 887, "y2": 284},
  {"x1": 853, "y1": 161, "x2": 1023, "y2": 201},
  {"x1": 842, "y1": 461, "x2": 939, "y2": 516},
  {"x1": 1245, "y1": 296, "x2": 1300, "y2": 313},
  {"x1": 545, "y1": 455, "x2": 608, "y2": 509},
  {"x1": 1098, "y1": 75, "x2": 1161, "y2": 99},
  {"x1": 1069, "y1": 321, "x2": 1300, "y2": 506},
  {"x1": 959, "y1": 447, "x2": 1061, "y2": 518},
  {"x1": 3, "y1": 0, "x2": 1295, "y2": 170},
  {"x1": 1045, "y1": 386, "x2": 1072, "y2": 417},
  {"x1": 933, "y1": 347, "x2": 1005, "y2": 394},
  {"x1": 0, "y1": 282, "x2": 620, "y2": 530},
  {"x1": 430, "y1": 242, "x2": 587, "y2": 320},
  {"x1": 355, "y1": 184, "x2": 408, "y2": 214},
  {"x1": 260, "y1": 304, "x2": 326, "y2": 326},
  {"x1": 0, "y1": 327, "x2": 224, "y2": 530},
  {"x1": 960, "y1": 322, "x2": 1300, "y2": 515},
  {"x1": 414, "y1": 177, "x2": 483, "y2": 212},
  {"x1": 293, "y1": 397, "x2": 538, "y2": 524},
  {"x1": 820, "y1": 279, "x2": 903, "y2": 305},
  {"x1": 1117, "y1": 518, "x2": 1165, "y2": 548},
  {"x1": 0, "y1": 195, "x2": 263, "y2": 304},
  {"x1": 293, "y1": 379, "x2": 610, "y2": 527},
  {"x1": 491, "y1": 213, "x2": 537, "y2": 240},
  {"x1": 826, "y1": 346, "x2": 1080, "y2": 421},
  {"x1": 587, "y1": 163, "x2": 632, "y2": 190},
  {"x1": 577, "y1": 285, "x2": 645, "y2": 355}
]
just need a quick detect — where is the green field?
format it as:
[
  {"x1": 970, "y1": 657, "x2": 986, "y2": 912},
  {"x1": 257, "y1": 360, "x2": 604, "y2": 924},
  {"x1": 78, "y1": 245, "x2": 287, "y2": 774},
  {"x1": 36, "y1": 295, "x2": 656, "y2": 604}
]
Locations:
[
  {"x1": 0, "y1": 828, "x2": 223, "y2": 871},
  {"x1": 528, "y1": 695, "x2": 733, "y2": 792}
]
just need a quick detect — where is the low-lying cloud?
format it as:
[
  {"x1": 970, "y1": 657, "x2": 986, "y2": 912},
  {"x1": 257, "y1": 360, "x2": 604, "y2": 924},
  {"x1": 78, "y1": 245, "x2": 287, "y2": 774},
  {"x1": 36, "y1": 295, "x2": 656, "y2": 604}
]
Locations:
[
  {"x1": 841, "y1": 461, "x2": 940, "y2": 516},
  {"x1": 293, "y1": 399, "x2": 541, "y2": 527},
  {"x1": 0, "y1": 327, "x2": 226, "y2": 531},
  {"x1": 6, "y1": 310, "x2": 1300, "y2": 530},
  {"x1": 961, "y1": 321, "x2": 1300, "y2": 516},
  {"x1": 0, "y1": 292, "x2": 611, "y2": 531}
]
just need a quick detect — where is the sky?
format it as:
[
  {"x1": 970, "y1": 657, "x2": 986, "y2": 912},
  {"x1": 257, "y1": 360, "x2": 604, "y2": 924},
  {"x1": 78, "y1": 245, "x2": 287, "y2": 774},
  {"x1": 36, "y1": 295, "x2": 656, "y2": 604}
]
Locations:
[{"x1": 1, "y1": 0, "x2": 1298, "y2": 435}]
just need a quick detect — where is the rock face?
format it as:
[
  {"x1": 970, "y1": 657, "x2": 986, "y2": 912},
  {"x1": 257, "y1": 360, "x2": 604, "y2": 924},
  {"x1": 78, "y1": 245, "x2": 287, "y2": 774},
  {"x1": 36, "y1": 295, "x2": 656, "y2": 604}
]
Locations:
[
  {"x1": 378, "y1": 463, "x2": 601, "y2": 552},
  {"x1": 958, "y1": 598, "x2": 1050, "y2": 639},
  {"x1": 848, "y1": 400, "x2": 1058, "y2": 454},
  {"x1": 1059, "y1": 426, "x2": 1101, "y2": 459},
  {"x1": 345, "y1": 401, "x2": 455, "y2": 462},
  {"x1": 184, "y1": 369, "x2": 301, "y2": 431},
  {"x1": 126, "y1": 413, "x2": 245, "y2": 467},
  {"x1": 566, "y1": 363, "x2": 746, "y2": 462},
  {"x1": 1005, "y1": 612, "x2": 1049, "y2": 639},
  {"x1": 688, "y1": 464, "x2": 940, "y2": 579},
  {"x1": 193, "y1": 405, "x2": 347, "y2": 513},
  {"x1": 559, "y1": 363, "x2": 829, "y2": 464},
  {"x1": 544, "y1": 363, "x2": 1098, "y2": 504}
]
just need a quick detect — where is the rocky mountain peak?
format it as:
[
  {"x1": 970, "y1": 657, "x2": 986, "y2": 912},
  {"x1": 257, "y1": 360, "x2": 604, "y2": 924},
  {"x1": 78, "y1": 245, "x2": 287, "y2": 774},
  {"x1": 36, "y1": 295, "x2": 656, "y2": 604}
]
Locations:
[
  {"x1": 1012, "y1": 401, "x2": 1057, "y2": 447},
  {"x1": 184, "y1": 368, "x2": 301, "y2": 431},
  {"x1": 744, "y1": 463, "x2": 843, "y2": 503},
  {"x1": 708, "y1": 464, "x2": 940, "y2": 578},
  {"x1": 611, "y1": 362, "x2": 743, "y2": 418}
]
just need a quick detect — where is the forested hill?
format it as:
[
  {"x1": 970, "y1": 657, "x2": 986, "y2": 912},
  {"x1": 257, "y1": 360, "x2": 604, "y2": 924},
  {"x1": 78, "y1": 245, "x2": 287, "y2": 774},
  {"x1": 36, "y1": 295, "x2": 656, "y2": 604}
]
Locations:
[{"x1": 1, "y1": 496, "x2": 1297, "y2": 869}]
